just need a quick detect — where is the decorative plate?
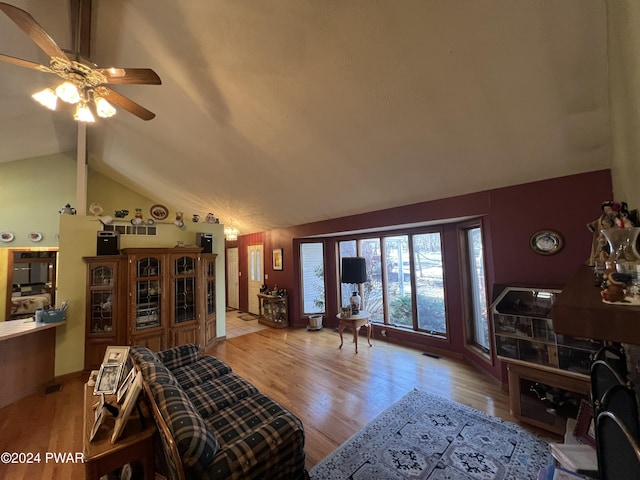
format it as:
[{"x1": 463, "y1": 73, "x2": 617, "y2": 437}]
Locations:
[
  {"x1": 529, "y1": 230, "x2": 563, "y2": 255},
  {"x1": 28, "y1": 232, "x2": 43, "y2": 242},
  {"x1": 0, "y1": 231, "x2": 15, "y2": 242},
  {"x1": 150, "y1": 204, "x2": 169, "y2": 220},
  {"x1": 89, "y1": 203, "x2": 104, "y2": 216}
]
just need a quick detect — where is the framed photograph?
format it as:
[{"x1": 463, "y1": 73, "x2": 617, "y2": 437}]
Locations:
[
  {"x1": 102, "y1": 345, "x2": 130, "y2": 365},
  {"x1": 89, "y1": 394, "x2": 106, "y2": 441},
  {"x1": 116, "y1": 366, "x2": 136, "y2": 404},
  {"x1": 94, "y1": 363, "x2": 124, "y2": 395},
  {"x1": 111, "y1": 371, "x2": 143, "y2": 443},
  {"x1": 272, "y1": 248, "x2": 283, "y2": 271},
  {"x1": 573, "y1": 399, "x2": 596, "y2": 447}
]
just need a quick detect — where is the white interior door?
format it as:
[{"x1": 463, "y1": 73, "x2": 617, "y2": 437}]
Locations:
[
  {"x1": 247, "y1": 244, "x2": 264, "y2": 314},
  {"x1": 226, "y1": 247, "x2": 239, "y2": 309}
]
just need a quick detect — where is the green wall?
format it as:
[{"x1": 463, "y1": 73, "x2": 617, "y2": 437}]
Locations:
[{"x1": 1, "y1": 154, "x2": 226, "y2": 377}]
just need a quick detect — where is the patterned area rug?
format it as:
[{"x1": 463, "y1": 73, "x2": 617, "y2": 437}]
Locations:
[{"x1": 310, "y1": 389, "x2": 553, "y2": 480}]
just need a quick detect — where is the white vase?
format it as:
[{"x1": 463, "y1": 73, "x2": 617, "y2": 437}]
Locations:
[{"x1": 350, "y1": 291, "x2": 361, "y2": 315}]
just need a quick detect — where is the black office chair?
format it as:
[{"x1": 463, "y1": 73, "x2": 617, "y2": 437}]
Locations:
[
  {"x1": 599, "y1": 384, "x2": 640, "y2": 441},
  {"x1": 591, "y1": 359, "x2": 628, "y2": 414},
  {"x1": 592, "y1": 345, "x2": 627, "y2": 378},
  {"x1": 596, "y1": 411, "x2": 640, "y2": 480}
]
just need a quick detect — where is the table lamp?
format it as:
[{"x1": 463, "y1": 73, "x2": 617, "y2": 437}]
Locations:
[{"x1": 341, "y1": 257, "x2": 367, "y2": 315}]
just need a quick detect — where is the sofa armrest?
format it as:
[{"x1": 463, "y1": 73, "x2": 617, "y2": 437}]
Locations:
[
  {"x1": 157, "y1": 343, "x2": 200, "y2": 370},
  {"x1": 207, "y1": 415, "x2": 306, "y2": 480}
]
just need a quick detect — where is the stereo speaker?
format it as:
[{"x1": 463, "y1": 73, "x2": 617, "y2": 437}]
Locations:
[
  {"x1": 97, "y1": 231, "x2": 120, "y2": 256},
  {"x1": 196, "y1": 232, "x2": 214, "y2": 253}
]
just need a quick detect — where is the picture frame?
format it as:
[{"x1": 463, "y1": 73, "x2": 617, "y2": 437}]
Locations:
[
  {"x1": 116, "y1": 366, "x2": 136, "y2": 404},
  {"x1": 89, "y1": 394, "x2": 106, "y2": 441},
  {"x1": 573, "y1": 399, "x2": 596, "y2": 447},
  {"x1": 102, "y1": 345, "x2": 130, "y2": 365},
  {"x1": 272, "y1": 248, "x2": 283, "y2": 271},
  {"x1": 94, "y1": 363, "x2": 124, "y2": 395},
  {"x1": 111, "y1": 371, "x2": 143, "y2": 443}
]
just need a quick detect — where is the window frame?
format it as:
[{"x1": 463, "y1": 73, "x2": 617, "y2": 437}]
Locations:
[
  {"x1": 458, "y1": 220, "x2": 493, "y2": 364},
  {"x1": 299, "y1": 240, "x2": 327, "y2": 316},
  {"x1": 336, "y1": 227, "x2": 448, "y2": 339}
]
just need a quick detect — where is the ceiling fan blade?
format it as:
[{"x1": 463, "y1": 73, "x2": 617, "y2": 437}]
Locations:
[
  {"x1": 0, "y1": 53, "x2": 50, "y2": 72},
  {"x1": 96, "y1": 68, "x2": 162, "y2": 85},
  {"x1": 100, "y1": 87, "x2": 156, "y2": 121},
  {"x1": 0, "y1": 2, "x2": 69, "y2": 61}
]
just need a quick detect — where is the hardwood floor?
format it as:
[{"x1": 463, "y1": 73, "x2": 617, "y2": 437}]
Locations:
[{"x1": 0, "y1": 323, "x2": 560, "y2": 479}]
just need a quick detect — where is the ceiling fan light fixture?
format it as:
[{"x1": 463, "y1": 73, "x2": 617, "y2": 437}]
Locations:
[
  {"x1": 94, "y1": 96, "x2": 116, "y2": 118},
  {"x1": 74, "y1": 102, "x2": 95, "y2": 123},
  {"x1": 32, "y1": 88, "x2": 57, "y2": 110},
  {"x1": 55, "y1": 81, "x2": 80, "y2": 104}
]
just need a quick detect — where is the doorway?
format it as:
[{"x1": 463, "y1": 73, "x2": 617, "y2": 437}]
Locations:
[
  {"x1": 226, "y1": 247, "x2": 239, "y2": 309},
  {"x1": 247, "y1": 244, "x2": 264, "y2": 315}
]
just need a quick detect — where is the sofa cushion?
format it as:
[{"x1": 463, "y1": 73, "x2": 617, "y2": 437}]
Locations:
[
  {"x1": 204, "y1": 393, "x2": 306, "y2": 479},
  {"x1": 148, "y1": 379, "x2": 220, "y2": 478},
  {"x1": 157, "y1": 343, "x2": 200, "y2": 371},
  {"x1": 139, "y1": 360, "x2": 178, "y2": 388},
  {"x1": 172, "y1": 356, "x2": 233, "y2": 390},
  {"x1": 129, "y1": 345, "x2": 160, "y2": 367},
  {"x1": 185, "y1": 373, "x2": 259, "y2": 418}
]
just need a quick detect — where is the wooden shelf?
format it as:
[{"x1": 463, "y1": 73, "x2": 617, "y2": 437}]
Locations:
[{"x1": 553, "y1": 265, "x2": 640, "y2": 344}]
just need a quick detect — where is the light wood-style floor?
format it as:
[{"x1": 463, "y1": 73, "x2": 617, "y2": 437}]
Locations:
[{"x1": 0, "y1": 317, "x2": 559, "y2": 479}]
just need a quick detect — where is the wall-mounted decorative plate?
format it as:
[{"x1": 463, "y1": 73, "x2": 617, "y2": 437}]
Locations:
[
  {"x1": 28, "y1": 231, "x2": 43, "y2": 242},
  {"x1": 530, "y1": 230, "x2": 563, "y2": 255},
  {"x1": 0, "y1": 231, "x2": 15, "y2": 242},
  {"x1": 150, "y1": 204, "x2": 169, "y2": 220}
]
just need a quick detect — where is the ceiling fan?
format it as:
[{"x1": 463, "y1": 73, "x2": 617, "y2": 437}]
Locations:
[{"x1": 0, "y1": 1, "x2": 161, "y2": 122}]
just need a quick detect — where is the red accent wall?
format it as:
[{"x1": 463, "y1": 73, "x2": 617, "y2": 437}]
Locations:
[{"x1": 226, "y1": 170, "x2": 613, "y2": 381}]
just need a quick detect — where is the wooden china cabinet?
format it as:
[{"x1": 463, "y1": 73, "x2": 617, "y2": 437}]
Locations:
[
  {"x1": 202, "y1": 253, "x2": 218, "y2": 350},
  {"x1": 83, "y1": 247, "x2": 217, "y2": 370},
  {"x1": 83, "y1": 256, "x2": 127, "y2": 370}
]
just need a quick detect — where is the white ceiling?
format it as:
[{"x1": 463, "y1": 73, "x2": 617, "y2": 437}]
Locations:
[{"x1": 0, "y1": 0, "x2": 611, "y2": 235}]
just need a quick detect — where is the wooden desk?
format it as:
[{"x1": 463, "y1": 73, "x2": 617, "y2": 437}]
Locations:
[
  {"x1": 553, "y1": 265, "x2": 640, "y2": 344},
  {"x1": 83, "y1": 384, "x2": 156, "y2": 480},
  {"x1": 337, "y1": 311, "x2": 372, "y2": 353}
]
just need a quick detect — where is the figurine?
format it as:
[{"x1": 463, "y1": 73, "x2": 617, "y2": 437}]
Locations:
[
  {"x1": 587, "y1": 201, "x2": 620, "y2": 266},
  {"x1": 59, "y1": 203, "x2": 76, "y2": 215}
]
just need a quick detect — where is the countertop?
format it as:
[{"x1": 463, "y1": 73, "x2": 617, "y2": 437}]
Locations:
[{"x1": 0, "y1": 318, "x2": 66, "y2": 342}]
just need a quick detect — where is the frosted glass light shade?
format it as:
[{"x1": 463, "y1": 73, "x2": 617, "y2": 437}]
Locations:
[
  {"x1": 32, "y1": 88, "x2": 57, "y2": 110},
  {"x1": 95, "y1": 97, "x2": 116, "y2": 118},
  {"x1": 55, "y1": 82, "x2": 80, "y2": 104},
  {"x1": 74, "y1": 102, "x2": 95, "y2": 123}
]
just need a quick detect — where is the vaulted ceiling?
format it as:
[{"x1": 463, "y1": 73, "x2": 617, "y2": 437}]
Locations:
[{"x1": 0, "y1": 0, "x2": 610, "y2": 235}]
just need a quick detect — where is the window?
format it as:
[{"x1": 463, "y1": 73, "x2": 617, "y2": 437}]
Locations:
[
  {"x1": 412, "y1": 233, "x2": 446, "y2": 334},
  {"x1": 336, "y1": 231, "x2": 447, "y2": 336},
  {"x1": 338, "y1": 240, "x2": 357, "y2": 308},
  {"x1": 384, "y1": 235, "x2": 412, "y2": 327},
  {"x1": 300, "y1": 242, "x2": 325, "y2": 314},
  {"x1": 460, "y1": 225, "x2": 490, "y2": 353}
]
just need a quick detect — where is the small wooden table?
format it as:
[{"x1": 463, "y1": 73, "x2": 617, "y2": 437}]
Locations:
[
  {"x1": 83, "y1": 383, "x2": 156, "y2": 480},
  {"x1": 337, "y1": 311, "x2": 372, "y2": 353}
]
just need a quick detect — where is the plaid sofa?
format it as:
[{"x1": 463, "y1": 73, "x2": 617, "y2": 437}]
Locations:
[{"x1": 130, "y1": 344, "x2": 308, "y2": 480}]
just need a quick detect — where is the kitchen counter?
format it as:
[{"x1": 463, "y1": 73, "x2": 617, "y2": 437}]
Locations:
[{"x1": 0, "y1": 318, "x2": 66, "y2": 409}]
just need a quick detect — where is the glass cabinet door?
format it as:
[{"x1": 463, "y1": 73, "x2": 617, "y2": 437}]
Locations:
[
  {"x1": 173, "y1": 255, "x2": 197, "y2": 324},
  {"x1": 89, "y1": 265, "x2": 115, "y2": 334},
  {"x1": 134, "y1": 257, "x2": 162, "y2": 331},
  {"x1": 205, "y1": 257, "x2": 216, "y2": 317}
]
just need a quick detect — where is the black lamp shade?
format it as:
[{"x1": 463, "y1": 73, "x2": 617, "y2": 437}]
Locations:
[{"x1": 341, "y1": 257, "x2": 367, "y2": 284}]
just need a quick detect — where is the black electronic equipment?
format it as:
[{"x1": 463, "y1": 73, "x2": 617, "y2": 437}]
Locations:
[
  {"x1": 97, "y1": 231, "x2": 120, "y2": 256},
  {"x1": 196, "y1": 232, "x2": 214, "y2": 253}
]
